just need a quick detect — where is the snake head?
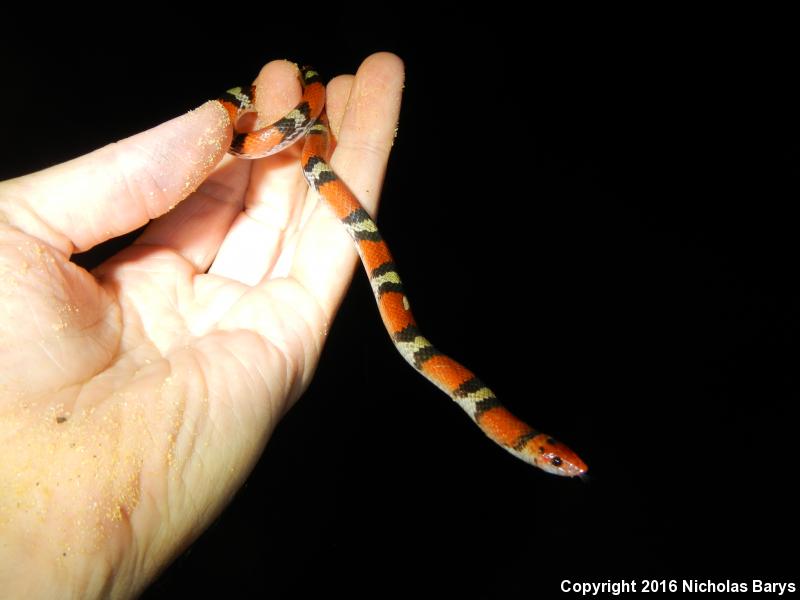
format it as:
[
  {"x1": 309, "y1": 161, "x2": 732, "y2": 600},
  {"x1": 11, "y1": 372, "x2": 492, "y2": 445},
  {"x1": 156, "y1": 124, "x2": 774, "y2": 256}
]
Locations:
[{"x1": 519, "y1": 434, "x2": 588, "y2": 477}]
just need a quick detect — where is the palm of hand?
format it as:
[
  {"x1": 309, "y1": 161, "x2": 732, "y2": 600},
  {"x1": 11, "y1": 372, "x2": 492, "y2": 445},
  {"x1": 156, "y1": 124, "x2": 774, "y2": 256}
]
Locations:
[{"x1": 0, "y1": 54, "x2": 403, "y2": 597}]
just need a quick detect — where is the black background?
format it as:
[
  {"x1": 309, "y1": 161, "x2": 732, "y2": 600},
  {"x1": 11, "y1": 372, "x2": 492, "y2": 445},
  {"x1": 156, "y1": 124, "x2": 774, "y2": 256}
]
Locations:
[{"x1": 2, "y1": 11, "x2": 797, "y2": 598}]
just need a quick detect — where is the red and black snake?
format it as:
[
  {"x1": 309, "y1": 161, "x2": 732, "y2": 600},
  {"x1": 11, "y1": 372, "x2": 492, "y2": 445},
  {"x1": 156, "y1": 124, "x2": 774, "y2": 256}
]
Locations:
[{"x1": 218, "y1": 65, "x2": 588, "y2": 477}]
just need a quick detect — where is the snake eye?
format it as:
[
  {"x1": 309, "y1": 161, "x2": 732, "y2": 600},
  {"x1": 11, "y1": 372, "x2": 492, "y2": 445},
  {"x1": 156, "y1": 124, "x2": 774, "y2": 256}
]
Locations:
[{"x1": 551, "y1": 456, "x2": 563, "y2": 467}]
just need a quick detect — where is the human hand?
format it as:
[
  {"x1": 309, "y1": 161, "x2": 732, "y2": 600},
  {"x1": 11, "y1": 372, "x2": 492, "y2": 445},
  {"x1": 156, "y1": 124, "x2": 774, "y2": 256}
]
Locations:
[{"x1": 0, "y1": 52, "x2": 404, "y2": 598}]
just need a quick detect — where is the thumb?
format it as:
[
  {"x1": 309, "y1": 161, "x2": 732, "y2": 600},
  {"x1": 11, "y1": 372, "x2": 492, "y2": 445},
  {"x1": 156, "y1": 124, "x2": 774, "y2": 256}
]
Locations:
[{"x1": 0, "y1": 101, "x2": 232, "y2": 255}]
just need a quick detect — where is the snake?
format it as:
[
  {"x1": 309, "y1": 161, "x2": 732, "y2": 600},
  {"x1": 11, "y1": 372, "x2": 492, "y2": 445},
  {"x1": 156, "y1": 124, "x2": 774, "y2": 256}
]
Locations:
[{"x1": 217, "y1": 65, "x2": 588, "y2": 477}]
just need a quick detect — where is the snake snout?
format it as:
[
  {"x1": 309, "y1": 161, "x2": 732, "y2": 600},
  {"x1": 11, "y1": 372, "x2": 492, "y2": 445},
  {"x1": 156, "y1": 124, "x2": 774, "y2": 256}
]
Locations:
[{"x1": 526, "y1": 436, "x2": 588, "y2": 477}]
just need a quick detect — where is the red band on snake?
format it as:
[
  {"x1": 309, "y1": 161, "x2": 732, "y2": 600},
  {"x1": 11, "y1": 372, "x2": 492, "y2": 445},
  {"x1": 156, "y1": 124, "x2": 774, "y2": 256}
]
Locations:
[{"x1": 217, "y1": 65, "x2": 588, "y2": 477}]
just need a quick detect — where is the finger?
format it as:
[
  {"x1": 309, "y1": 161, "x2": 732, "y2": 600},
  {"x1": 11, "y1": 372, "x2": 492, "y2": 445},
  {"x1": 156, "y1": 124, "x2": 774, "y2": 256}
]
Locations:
[
  {"x1": 207, "y1": 61, "x2": 312, "y2": 285},
  {"x1": 0, "y1": 101, "x2": 232, "y2": 257},
  {"x1": 138, "y1": 60, "x2": 302, "y2": 273},
  {"x1": 288, "y1": 52, "x2": 405, "y2": 319},
  {"x1": 325, "y1": 74, "x2": 355, "y2": 138},
  {"x1": 245, "y1": 73, "x2": 359, "y2": 283}
]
